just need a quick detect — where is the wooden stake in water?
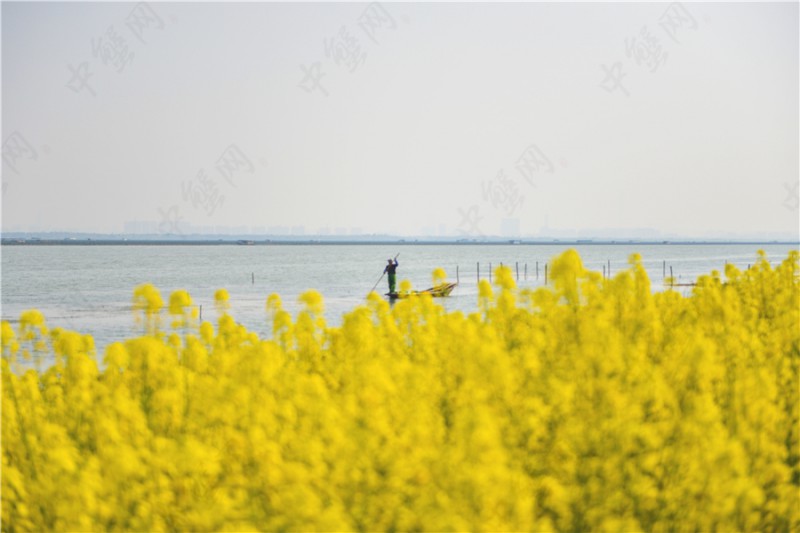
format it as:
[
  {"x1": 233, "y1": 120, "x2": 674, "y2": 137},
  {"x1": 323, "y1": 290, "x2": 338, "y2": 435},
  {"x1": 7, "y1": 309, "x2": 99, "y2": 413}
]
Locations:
[
  {"x1": 199, "y1": 305, "x2": 202, "y2": 321},
  {"x1": 663, "y1": 260, "x2": 666, "y2": 278},
  {"x1": 516, "y1": 262, "x2": 519, "y2": 281},
  {"x1": 603, "y1": 265, "x2": 606, "y2": 279},
  {"x1": 607, "y1": 260, "x2": 611, "y2": 278},
  {"x1": 536, "y1": 261, "x2": 539, "y2": 279},
  {"x1": 456, "y1": 265, "x2": 460, "y2": 284},
  {"x1": 545, "y1": 264, "x2": 548, "y2": 285}
]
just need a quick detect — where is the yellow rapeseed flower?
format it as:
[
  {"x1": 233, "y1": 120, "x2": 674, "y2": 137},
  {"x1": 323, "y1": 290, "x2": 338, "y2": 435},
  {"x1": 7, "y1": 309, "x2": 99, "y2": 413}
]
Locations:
[
  {"x1": 2, "y1": 250, "x2": 798, "y2": 532},
  {"x1": 215, "y1": 288, "x2": 231, "y2": 315}
]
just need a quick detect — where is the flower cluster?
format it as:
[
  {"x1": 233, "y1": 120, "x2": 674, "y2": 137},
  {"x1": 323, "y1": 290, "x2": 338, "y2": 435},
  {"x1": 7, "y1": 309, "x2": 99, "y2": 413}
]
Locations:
[{"x1": 2, "y1": 250, "x2": 798, "y2": 531}]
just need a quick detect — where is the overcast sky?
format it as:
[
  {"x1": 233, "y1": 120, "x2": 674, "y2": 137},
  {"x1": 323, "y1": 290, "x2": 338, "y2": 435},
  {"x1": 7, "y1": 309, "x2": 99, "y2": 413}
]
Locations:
[{"x1": 2, "y1": 1, "x2": 798, "y2": 238}]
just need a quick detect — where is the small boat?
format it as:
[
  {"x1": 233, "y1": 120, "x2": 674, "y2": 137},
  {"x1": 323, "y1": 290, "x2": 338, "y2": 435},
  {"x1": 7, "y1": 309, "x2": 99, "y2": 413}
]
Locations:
[{"x1": 386, "y1": 282, "x2": 457, "y2": 299}]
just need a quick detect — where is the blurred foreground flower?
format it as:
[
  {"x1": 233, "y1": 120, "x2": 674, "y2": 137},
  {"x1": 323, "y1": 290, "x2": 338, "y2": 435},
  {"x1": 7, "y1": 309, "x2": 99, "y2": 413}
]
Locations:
[{"x1": 2, "y1": 251, "x2": 798, "y2": 531}]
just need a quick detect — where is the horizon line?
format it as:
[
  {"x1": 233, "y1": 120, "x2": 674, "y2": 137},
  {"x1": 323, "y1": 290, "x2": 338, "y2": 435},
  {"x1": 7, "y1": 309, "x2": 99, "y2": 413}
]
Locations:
[{"x1": 2, "y1": 232, "x2": 799, "y2": 247}]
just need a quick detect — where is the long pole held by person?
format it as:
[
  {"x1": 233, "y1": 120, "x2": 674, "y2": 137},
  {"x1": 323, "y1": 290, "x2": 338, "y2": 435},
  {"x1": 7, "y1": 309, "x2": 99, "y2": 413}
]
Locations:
[{"x1": 369, "y1": 253, "x2": 399, "y2": 295}]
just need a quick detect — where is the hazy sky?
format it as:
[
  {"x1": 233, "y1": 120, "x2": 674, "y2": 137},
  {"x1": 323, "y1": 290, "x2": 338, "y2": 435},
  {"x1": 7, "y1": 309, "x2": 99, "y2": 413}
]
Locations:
[{"x1": 2, "y1": 1, "x2": 798, "y2": 238}]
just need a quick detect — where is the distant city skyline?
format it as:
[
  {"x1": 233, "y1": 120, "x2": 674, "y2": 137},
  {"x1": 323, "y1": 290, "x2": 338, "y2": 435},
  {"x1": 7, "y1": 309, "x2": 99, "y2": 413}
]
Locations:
[
  {"x1": 2, "y1": 2, "x2": 798, "y2": 240},
  {"x1": 2, "y1": 220, "x2": 796, "y2": 243}
]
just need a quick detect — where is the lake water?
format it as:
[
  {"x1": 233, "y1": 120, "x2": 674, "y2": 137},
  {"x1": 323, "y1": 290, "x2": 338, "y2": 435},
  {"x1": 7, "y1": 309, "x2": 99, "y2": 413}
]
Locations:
[{"x1": 1, "y1": 243, "x2": 797, "y2": 354}]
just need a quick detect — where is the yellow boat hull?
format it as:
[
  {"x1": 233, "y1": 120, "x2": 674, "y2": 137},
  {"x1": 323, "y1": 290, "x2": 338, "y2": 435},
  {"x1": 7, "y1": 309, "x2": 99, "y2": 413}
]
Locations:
[{"x1": 387, "y1": 282, "x2": 457, "y2": 299}]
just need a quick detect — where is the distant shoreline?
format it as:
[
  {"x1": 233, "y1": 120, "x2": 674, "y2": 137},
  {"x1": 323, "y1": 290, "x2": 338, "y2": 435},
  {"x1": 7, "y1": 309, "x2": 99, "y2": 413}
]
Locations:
[{"x1": 3, "y1": 238, "x2": 799, "y2": 247}]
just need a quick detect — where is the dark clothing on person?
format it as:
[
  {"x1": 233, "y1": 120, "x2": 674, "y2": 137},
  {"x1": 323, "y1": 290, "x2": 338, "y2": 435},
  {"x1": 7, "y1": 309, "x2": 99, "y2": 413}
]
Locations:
[
  {"x1": 384, "y1": 259, "x2": 399, "y2": 293},
  {"x1": 384, "y1": 261, "x2": 398, "y2": 275}
]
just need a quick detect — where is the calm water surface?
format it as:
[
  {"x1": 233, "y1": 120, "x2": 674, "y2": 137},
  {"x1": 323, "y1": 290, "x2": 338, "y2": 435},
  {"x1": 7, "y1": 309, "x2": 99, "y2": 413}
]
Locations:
[{"x1": 2, "y1": 243, "x2": 796, "y2": 354}]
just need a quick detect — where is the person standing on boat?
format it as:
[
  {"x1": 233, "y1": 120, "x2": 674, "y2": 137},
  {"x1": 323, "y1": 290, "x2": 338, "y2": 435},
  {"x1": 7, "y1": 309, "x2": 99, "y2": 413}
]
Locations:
[{"x1": 384, "y1": 258, "x2": 399, "y2": 294}]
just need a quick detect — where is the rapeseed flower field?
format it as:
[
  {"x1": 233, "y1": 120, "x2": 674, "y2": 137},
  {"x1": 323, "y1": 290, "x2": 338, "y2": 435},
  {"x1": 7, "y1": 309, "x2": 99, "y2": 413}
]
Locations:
[{"x1": 2, "y1": 250, "x2": 798, "y2": 532}]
